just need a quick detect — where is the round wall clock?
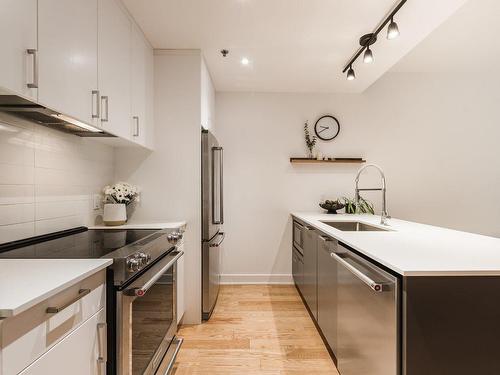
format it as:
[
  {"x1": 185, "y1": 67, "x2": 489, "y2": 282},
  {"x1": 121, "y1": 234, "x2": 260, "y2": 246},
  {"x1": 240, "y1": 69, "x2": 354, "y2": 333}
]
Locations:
[{"x1": 314, "y1": 115, "x2": 340, "y2": 141}]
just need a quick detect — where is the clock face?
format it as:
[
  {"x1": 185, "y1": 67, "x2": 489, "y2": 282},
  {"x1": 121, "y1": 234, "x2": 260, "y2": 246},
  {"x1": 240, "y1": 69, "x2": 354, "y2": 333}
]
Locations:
[{"x1": 314, "y1": 115, "x2": 340, "y2": 141}]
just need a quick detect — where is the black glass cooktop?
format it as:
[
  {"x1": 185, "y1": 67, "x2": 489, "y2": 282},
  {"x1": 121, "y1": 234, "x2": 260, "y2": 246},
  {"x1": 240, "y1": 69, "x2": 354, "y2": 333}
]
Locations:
[{"x1": 0, "y1": 227, "x2": 159, "y2": 259}]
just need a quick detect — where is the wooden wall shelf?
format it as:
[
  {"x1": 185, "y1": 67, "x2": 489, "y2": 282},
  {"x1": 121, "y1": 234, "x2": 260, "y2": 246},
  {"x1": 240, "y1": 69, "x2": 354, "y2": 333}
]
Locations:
[{"x1": 290, "y1": 157, "x2": 366, "y2": 164}]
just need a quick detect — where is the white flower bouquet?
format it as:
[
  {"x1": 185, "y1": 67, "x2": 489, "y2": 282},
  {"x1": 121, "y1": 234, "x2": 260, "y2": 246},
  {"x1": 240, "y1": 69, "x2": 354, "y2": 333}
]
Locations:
[{"x1": 103, "y1": 182, "x2": 140, "y2": 206}]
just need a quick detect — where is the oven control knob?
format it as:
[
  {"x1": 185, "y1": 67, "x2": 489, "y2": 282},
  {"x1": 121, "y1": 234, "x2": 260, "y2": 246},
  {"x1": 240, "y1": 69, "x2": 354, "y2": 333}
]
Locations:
[
  {"x1": 167, "y1": 233, "x2": 179, "y2": 244},
  {"x1": 137, "y1": 252, "x2": 149, "y2": 266},
  {"x1": 127, "y1": 258, "x2": 140, "y2": 272},
  {"x1": 172, "y1": 231, "x2": 183, "y2": 240}
]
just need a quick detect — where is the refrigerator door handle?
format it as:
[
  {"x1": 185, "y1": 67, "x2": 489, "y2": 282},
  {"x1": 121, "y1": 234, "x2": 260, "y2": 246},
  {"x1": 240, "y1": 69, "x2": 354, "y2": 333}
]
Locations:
[
  {"x1": 212, "y1": 147, "x2": 224, "y2": 224},
  {"x1": 209, "y1": 232, "x2": 225, "y2": 247}
]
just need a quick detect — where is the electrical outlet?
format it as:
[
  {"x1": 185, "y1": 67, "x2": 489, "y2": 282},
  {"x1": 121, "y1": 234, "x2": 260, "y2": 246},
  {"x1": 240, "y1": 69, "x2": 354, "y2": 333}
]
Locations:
[{"x1": 92, "y1": 194, "x2": 102, "y2": 210}]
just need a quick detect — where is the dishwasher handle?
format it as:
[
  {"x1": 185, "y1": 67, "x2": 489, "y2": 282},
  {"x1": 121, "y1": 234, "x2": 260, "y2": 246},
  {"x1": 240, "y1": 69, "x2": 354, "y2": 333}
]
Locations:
[{"x1": 331, "y1": 252, "x2": 386, "y2": 292}]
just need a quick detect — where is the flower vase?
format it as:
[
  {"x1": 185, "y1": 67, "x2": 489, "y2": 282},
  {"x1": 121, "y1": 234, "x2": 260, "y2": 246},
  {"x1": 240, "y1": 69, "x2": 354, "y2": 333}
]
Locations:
[{"x1": 103, "y1": 203, "x2": 127, "y2": 226}]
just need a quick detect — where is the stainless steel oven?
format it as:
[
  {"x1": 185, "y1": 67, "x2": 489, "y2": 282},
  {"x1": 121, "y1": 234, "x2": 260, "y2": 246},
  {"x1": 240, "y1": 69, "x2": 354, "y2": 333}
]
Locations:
[{"x1": 117, "y1": 249, "x2": 184, "y2": 375}]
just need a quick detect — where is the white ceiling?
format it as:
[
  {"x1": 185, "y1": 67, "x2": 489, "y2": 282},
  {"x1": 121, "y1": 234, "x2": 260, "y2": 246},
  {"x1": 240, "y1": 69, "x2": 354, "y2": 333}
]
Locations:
[
  {"x1": 123, "y1": 0, "x2": 468, "y2": 93},
  {"x1": 392, "y1": 0, "x2": 500, "y2": 73}
]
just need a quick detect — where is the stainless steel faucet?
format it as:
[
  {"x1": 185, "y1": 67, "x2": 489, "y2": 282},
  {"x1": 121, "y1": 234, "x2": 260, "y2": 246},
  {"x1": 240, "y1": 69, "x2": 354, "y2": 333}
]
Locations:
[{"x1": 355, "y1": 164, "x2": 390, "y2": 225}]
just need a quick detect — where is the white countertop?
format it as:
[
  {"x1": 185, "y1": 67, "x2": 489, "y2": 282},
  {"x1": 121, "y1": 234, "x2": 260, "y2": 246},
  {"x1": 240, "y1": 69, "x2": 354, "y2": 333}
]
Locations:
[
  {"x1": 0, "y1": 259, "x2": 112, "y2": 318},
  {"x1": 89, "y1": 221, "x2": 187, "y2": 230},
  {"x1": 292, "y1": 212, "x2": 500, "y2": 276}
]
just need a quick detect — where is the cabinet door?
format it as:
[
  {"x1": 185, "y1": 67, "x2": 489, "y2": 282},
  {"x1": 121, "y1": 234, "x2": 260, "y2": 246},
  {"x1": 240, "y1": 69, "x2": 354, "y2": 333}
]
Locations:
[
  {"x1": 38, "y1": 0, "x2": 98, "y2": 125},
  {"x1": 130, "y1": 25, "x2": 152, "y2": 146},
  {"x1": 292, "y1": 247, "x2": 304, "y2": 292},
  {"x1": 19, "y1": 309, "x2": 106, "y2": 375},
  {"x1": 303, "y1": 226, "x2": 318, "y2": 320},
  {"x1": 98, "y1": 0, "x2": 131, "y2": 139},
  {"x1": 0, "y1": 0, "x2": 37, "y2": 99},
  {"x1": 317, "y1": 235, "x2": 338, "y2": 353}
]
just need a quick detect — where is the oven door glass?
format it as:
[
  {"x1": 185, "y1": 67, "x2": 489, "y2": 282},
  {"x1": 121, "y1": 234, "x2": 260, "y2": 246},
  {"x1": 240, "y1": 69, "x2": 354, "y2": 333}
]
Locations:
[{"x1": 131, "y1": 265, "x2": 175, "y2": 375}]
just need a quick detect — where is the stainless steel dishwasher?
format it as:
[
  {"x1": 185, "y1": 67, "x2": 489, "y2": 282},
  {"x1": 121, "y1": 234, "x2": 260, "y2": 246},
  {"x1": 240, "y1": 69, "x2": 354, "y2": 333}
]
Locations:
[{"x1": 334, "y1": 243, "x2": 399, "y2": 375}]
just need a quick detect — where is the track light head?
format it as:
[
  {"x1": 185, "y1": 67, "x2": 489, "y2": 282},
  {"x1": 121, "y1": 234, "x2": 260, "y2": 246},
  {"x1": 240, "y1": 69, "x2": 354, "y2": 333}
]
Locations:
[
  {"x1": 363, "y1": 47, "x2": 374, "y2": 64},
  {"x1": 387, "y1": 18, "x2": 400, "y2": 40},
  {"x1": 347, "y1": 66, "x2": 356, "y2": 81}
]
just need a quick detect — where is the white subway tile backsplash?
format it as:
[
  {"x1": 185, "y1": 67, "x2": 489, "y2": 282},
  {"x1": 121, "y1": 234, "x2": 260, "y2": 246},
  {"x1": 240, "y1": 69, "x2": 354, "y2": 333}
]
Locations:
[
  {"x1": 0, "y1": 118, "x2": 114, "y2": 244},
  {"x1": 0, "y1": 222, "x2": 35, "y2": 243},
  {"x1": 35, "y1": 215, "x2": 84, "y2": 236},
  {"x1": 0, "y1": 164, "x2": 35, "y2": 185},
  {"x1": 0, "y1": 185, "x2": 35, "y2": 205},
  {"x1": 35, "y1": 185, "x2": 90, "y2": 203},
  {"x1": 35, "y1": 200, "x2": 88, "y2": 221},
  {"x1": 0, "y1": 204, "x2": 35, "y2": 225}
]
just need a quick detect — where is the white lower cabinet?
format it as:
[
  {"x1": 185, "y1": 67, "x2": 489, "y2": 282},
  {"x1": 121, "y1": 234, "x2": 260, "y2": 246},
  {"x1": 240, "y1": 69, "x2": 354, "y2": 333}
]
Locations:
[
  {"x1": 0, "y1": 271, "x2": 106, "y2": 375},
  {"x1": 19, "y1": 309, "x2": 106, "y2": 375}
]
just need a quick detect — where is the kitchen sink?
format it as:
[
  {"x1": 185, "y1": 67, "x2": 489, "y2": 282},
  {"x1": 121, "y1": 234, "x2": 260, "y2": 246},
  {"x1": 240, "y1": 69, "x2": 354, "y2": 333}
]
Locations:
[{"x1": 320, "y1": 221, "x2": 391, "y2": 232}]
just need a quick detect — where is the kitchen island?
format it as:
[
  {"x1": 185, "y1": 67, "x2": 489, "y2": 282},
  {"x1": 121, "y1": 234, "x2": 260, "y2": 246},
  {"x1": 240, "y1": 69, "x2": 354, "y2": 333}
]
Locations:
[{"x1": 292, "y1": 213, "x2": 500, "y2": 375}]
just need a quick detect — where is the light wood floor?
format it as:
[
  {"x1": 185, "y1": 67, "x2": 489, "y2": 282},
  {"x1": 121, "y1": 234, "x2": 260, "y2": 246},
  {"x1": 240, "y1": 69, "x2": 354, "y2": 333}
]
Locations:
[{"x1": 172, "y1": 284, "x2": 339, "y2": 375}]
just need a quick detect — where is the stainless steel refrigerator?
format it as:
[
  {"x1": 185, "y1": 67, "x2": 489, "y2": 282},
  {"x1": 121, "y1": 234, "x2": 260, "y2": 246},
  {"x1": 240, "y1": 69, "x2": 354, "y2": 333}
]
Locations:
[{"x1": 201, "y1": 129, "x2": 225, "y2": 320}]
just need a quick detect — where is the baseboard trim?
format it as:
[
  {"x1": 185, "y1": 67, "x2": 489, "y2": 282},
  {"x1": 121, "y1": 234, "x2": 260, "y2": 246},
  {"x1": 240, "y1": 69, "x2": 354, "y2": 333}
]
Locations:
[{"x1": 220, "y1": 274, "x2": 293, "y2": 285}]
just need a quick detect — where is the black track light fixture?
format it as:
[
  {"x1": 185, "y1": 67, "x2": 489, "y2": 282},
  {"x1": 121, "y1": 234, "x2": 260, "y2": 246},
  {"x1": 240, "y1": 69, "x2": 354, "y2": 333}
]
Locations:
[{"x1": 342, "y1": 0, "x2": 407, "y2": 80}]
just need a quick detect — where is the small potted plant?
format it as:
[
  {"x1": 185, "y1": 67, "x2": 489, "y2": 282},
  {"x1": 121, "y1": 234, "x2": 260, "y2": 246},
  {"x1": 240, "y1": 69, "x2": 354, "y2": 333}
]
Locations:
[
  {"x1": 342, "y1": 196, "x2": 375, "y2": 214},
  {"x1": 102, "y1": 182, "x2": 140, "y2": 225},
  {"x1": 304, "y1": 121, "x2": 317, "y2": 159}
]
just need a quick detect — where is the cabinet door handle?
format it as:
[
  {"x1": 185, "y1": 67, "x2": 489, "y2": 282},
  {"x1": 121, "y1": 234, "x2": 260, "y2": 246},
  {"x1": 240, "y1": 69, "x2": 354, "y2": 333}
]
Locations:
[
  {"x1": 46, "y1": 288, "x2": 91, "y2": 314},
  {"x1": 97, "y1": 322, "x2": 107, "y2": 374},
  {"x1": 27, "y1": 49, "x2": 38, "y2": 88},
  {"x1": 92, "y1": 90, "x2": 100, "y2": 119},
  {"x1": 101, "y1": 96, "x2": 109, "y2": 122},
  {"x1": 133, "y1": 116, "x2": 139, "y2": 137}
]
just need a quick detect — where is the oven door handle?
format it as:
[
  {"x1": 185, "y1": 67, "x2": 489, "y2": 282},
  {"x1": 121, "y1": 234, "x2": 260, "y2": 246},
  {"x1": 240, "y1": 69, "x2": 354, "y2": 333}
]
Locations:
[{"x1": 124, "y1": 251, "x2": 184, "y2": 297}]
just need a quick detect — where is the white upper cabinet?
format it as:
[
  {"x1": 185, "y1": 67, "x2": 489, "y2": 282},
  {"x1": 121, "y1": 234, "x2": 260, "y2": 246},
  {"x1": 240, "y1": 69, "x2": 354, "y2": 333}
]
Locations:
[
  {"x1": 38, "y1": 0, "x2": 99, "y2": 125},
  {"x1": 98, "y1": 0, "x2": 132, "y2": 139},
  {"x1": 0, "y1": 0, "x2": 38, "y2": 100},
  {"x1": 130, "y1": 24, "x2": 154, "y2": 148},
  {"x1": 0, "y1": 0, "x2": 153, "y2": 148}
]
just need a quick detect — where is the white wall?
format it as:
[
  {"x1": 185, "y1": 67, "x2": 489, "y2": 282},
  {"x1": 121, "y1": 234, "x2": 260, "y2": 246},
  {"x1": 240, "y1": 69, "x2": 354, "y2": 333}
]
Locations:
[
  {"x1": 115, "y1": 50, "x2": 210, "y2": 324},
  {"x1": 0, "y1": 113, "x2": 114, "y2": 244},
  {"x1": 215, "y1": 72, "x2": 500, "y2": 282}
]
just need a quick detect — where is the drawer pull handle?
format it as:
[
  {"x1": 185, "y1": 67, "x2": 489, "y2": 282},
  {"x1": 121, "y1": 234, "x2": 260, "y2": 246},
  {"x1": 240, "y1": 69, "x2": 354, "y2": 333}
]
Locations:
[{"x1": 46, "y1": 288, "x2": 91, "y2": 314}]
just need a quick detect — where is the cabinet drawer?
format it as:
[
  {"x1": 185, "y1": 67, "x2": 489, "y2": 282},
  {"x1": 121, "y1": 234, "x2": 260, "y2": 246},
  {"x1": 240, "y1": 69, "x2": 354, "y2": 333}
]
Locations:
[
  {"x1": 18, "y1": 308, "x2": 106, "y2": 375},
  {"x1": 0, "y1": 270, "x2": 105, "y2": 375}
]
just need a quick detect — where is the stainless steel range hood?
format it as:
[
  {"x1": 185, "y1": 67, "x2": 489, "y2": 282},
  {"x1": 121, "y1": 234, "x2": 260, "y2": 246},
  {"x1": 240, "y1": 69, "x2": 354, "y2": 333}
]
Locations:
[{"x1": 0, "y1": 94, "x2": 115, "y2": 137}]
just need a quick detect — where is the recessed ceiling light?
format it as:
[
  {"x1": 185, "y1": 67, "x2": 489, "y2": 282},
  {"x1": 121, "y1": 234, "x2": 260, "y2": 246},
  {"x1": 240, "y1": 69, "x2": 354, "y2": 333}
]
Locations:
[{"x1": 241, "y1": 57, "x2": 250, "y2": 65}]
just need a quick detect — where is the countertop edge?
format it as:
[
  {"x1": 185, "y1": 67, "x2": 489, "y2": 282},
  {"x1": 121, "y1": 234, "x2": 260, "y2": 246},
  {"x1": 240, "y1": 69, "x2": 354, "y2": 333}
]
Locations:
[
  {"x1": 88, "y1": 221, "x2": 187, "y2": 230},
  {"x1": 0, "y1": 259, "x2": 113, "y2": 318},
  {"x1": 291, "y1": 212, "x2": 500, "y2": 277}
]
